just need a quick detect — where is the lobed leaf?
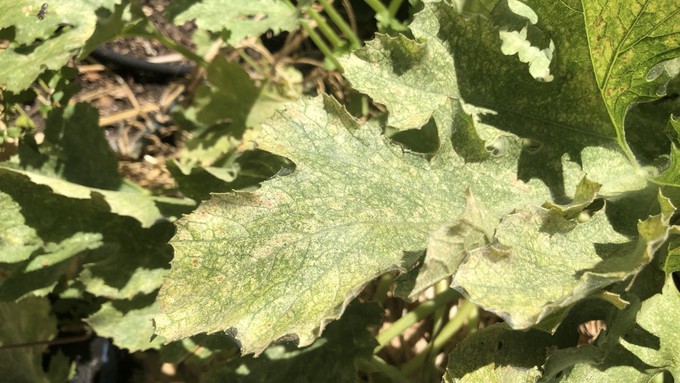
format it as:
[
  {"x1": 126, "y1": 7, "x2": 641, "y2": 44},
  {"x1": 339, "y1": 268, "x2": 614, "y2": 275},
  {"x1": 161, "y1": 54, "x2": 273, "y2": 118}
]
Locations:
[
  {"x1": 166, "y1": 0, "x2": 299, "y2": 46},
  {"x1": 0, "y1": 0, "x2": 121, "y2": 92},
  {"x1": 156, "y1": 95, "x2": 556, "y2": 354},
  {"x1": 86, "y1": 294, "x2": 166, "y2": 352}
]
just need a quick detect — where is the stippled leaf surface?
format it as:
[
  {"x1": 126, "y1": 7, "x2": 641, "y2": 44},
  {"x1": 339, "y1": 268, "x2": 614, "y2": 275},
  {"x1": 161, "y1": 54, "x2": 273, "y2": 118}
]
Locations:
[
  {"x1": 166, "y1": 0, "x2": 299, "y2": 46},
  {"x1": 340, "y1": 33, "x2": 459, "y2": 130},
  {"x1": 453, "y1": 207, "x2": 628, "y2": 329},
  {"x1": 156, "y1": 95, "x2": 561, "y2": 354},
  {"x1": 0, "y1": 0, "x2": 121, "y2": 92},
  {"x1": 394, "y1": 189, "x2": 495, "y2": 301},
  {"x1": 0, "y1": 191, "x2": 42, "y2": 264}
]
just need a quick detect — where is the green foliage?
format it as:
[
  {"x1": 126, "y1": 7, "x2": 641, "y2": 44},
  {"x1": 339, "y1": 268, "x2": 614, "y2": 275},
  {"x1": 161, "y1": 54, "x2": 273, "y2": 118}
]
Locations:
[
  {"x1": 0, "y1": 0, "x2": 679, "y2": 381},
  {"x1": 166, "y1": 0, "x2": 300, "y2": 45},
  {"x1": 0, "y1": 0, "x2": 121, "y2": 92}
]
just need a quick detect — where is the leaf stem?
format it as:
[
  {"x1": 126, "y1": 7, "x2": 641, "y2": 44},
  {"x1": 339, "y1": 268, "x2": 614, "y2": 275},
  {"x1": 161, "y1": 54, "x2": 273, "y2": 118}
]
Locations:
[
  {"x1": 356, "y1": 355, "x2": 411, "y2": 383},
  {"x1": 374, "y1": 288, "x2": 459, "y2": 353},
  {"x1": 401, "y1": 299, "x2": 477, "y2": 375},
  {"x1": 387, "y1": 0, "x2": 404, "y2": 16},
  {"x1": 138, "y1": 23, "x2": 207, "y2": 68},
  {"x1": 299, "y1": 19, "x2": 343, "y2": 71},
  {"x1": 363, "y1": 0, "x2": 390, "y2": 15},
  {"x1": 236, "y1": 49, "x2": 265, "y2": 74},
  {"x1": 306, "y1": 7, "x2": 344, "y2": 50},
  {"x1": 318, "y1": 0, "x2": 361, "y2": 49},
  {"x1": 374, "y1": 272, "x2": 395, "y2": 306},
  {"x1": 431, "y1": 278, "x2": 450, "y2": 335}
]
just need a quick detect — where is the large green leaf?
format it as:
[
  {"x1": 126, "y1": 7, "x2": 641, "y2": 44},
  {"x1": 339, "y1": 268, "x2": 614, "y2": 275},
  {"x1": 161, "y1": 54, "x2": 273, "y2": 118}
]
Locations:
[
  {"x1": 166, "y1": 0, "x2": 299, "y2": 45},
  {"x1": 0, "y1": 0, "x2": 121, "y2": 92},
  {"x1": 156, "y1": 94, "x2": 562, "y2": 354},
  {"x1": 175, "y1": 56, "x2": 294, "y2": 169},
  {"x1": 453, "y1": 191, "x2": 673, "y2": 329},
  {"x1": 453, "y1": 207, "x2": 626, "y2": 329},
  {"x1": 583, "y1": 1, "x2": 680, "y2": 153}
]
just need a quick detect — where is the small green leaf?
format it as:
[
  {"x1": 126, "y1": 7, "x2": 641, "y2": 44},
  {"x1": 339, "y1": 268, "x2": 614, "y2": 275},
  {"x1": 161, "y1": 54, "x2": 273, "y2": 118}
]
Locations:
[
  {"x1": 563, "y1": 276, "x2": 680, "y2": 382},
  {"x1": 0, "y1": 173, "x2": 174, "y2": 300},
  {"x1": 2, "y1": 103, "x2": 193, "y2": 228},
  {"x1": 166, "y1": 0, "x2": 299, "y2": 45},
  {"x1": 665, "y1": 237, "x2": 680, "y2": 275},
  {"x1": 655, "y1": 117, "x2": 680, "y2": 186},
  {"x1": 86, "y1": 294, "x2": 166, "y2": 352},
  {"x1": 0, "y1": 0, "x2": 121, "y2": 92},
  {"x1": 542, "y1": 177, "x2": 602, "y2": 219}
]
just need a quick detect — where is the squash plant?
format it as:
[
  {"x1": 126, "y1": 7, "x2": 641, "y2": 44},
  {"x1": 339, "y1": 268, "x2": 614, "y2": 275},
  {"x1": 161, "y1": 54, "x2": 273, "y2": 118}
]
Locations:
[{"x1": 0, "y1": 0, "x2": 679, "y2": 382}]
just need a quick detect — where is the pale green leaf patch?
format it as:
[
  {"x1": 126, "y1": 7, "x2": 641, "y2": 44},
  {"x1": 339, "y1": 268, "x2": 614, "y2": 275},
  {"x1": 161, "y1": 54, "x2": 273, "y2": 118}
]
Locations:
[
  {"x1": 86, "y1": 294, "x2": 166, "y2": 352},
  {"x1": 166, "y1": 0, "x2": 299, "y2": 46},
  {"x1": 340, "y1": 33, "x2": 458, "y2": 131},
  {"x1": 0, "y1": 0, "x2": 121, "y2": 92}
]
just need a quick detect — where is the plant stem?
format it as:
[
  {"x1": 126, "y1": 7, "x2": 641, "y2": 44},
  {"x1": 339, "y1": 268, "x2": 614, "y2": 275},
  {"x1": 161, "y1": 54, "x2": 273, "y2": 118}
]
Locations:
[
  {"x1": 306, "y1": 7, "x2": 344, "y2": 50},
  {"x1": 152, "y1": 31, "x2": 207, "y2": 68},
  {"x1": 374, "y1": 288, "x2": 459, "y2": 353},
  {"x1": 237, "y1": 49, "x2": 264, "y2": 74},
  {"x1": 401, "y1": 299, "x2": 477, "y2": 375},
  {"x1": 299, "y1": 19, "x2": 343, "y2": 71},
  {"x1": 387, "y1": 0, "x2": 404, "y2": 16},
  {"x1": 431, "y1": 278, "x2": 450, "y2": 335},
  {"x1": 374, "y1": 272, "x2": 395, "y2": 306},
  {"x1": 364, "y1": 0, "x2": 390, "y2": 15},
  {"x1": 132, "y1": 11, "x2": 206, "y2": 67},
  {"x1": 356, "y1": 355, "x2": 411, "y2": 383},
  {"x1": 318, "y1": 0, "x2": 361, "y2": 49}
]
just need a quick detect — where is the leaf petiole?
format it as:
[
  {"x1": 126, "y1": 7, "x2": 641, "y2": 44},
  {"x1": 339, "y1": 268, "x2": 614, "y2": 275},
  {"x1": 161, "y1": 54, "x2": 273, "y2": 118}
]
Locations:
[{"x1": 374, "y1": 288, "x2": 459, "y2": 353}]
